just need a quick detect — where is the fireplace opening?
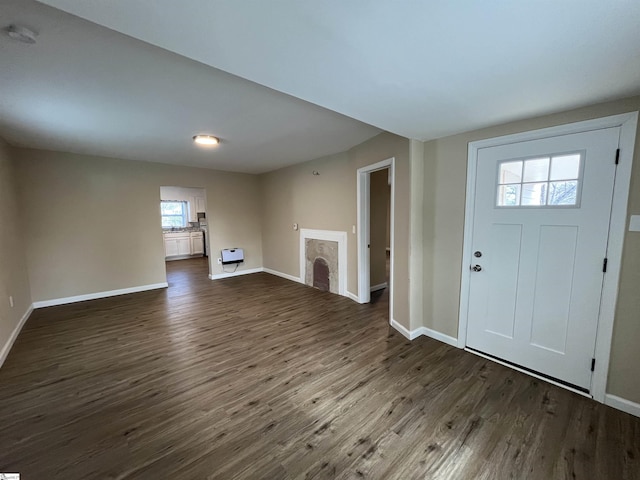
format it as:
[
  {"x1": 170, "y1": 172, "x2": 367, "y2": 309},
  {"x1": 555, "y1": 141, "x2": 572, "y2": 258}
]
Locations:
[{"x1": 313, "y1": 257, "x2": 330, "y2": 292}]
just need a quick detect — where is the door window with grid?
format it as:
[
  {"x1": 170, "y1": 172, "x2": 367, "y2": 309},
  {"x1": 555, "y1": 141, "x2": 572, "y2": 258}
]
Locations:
[{"x1": 496, "y1": 153, "x2": 582, "y2": 207}]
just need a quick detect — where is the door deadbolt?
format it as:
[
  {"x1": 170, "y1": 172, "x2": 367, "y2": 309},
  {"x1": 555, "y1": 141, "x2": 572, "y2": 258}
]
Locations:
[
  {"x1": 471, "y1": 265, "x2": 482, "y2": 272},
  {"x1": 474, "y1": 251, "x2": 482, "y2": 258}
]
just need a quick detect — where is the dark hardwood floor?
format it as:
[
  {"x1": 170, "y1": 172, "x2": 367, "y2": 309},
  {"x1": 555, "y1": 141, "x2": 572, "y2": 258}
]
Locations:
[{"x1": 0, "y1": 258, "x2": 638, "y2": 479}]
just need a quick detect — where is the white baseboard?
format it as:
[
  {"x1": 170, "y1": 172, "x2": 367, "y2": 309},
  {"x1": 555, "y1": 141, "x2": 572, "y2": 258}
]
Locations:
[
  {"x1": 0, "y1": 304, "x2": 33, "y2": 368},
  {"x1": 346, "y1": 291, "x2": 361, "y2": 303},
  {"x1": 32, "y1": 283, "x2": 168, "y2": 308},
  {"x1": 605, "y1": 394, "x2": 640, "y2": 418},
  {"x1": 264, "y1": 268, "x2": 356, "y2": 304},
  {"x1": 390, "y1": 319, "x2": 421, "y2": 340},
  {"x1": 389, "y1": 320, "x2": 458, "y2": 345},
  {"x1": 370, "y1": 282, "x2": 387, "y2": 292},
  {"x1": 258, "y1": 268, "x2": 357, "y2": 305},
  {"x1": 419, "y1": 327, "x2": 458, "y2": 347},
  {"x1": 209, "y1": 267, "x2": 263, "y2": 280},
  {"x1": 263, "y1": 268, "x2": 302, "y2": 283}
]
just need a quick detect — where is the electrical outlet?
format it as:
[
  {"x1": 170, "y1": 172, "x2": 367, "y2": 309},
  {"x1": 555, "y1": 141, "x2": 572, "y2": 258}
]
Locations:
[
  {"x1": 217, "y1": 258, "x2": 222, "y2": 264},
  {"x1": 9, "y1": 296, "x2": 14, "y2": 308}
]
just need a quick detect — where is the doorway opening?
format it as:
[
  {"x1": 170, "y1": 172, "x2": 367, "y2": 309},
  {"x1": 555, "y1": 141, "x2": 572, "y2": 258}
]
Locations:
[
  {"x1": 159, "y1": 186, "x2": 210, "y2": 285},
  {"x1": 368, "y1": 167, "x2": 391, "y2": 304},
  {"x1": 357, "y1": 158, "x2": 395, "y2": 322}
]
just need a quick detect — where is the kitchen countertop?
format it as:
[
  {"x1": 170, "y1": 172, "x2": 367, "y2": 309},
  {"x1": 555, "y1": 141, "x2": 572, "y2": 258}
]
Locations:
[{"x1": 163, "y1": 228, "x2": 203, "y2": 234}]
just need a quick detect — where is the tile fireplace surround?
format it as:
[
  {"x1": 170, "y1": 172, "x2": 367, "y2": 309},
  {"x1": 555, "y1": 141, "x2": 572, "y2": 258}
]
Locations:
[
  {"x1": 305, "y1": 238, "x2": 338, "y2": 294},
  {"x1": 299, "y1": 229, "x2": 347, "y2": 297}
]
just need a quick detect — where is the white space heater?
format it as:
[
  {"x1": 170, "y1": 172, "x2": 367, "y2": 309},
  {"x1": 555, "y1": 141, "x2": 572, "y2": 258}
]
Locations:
[{"x1": 221, "y1": 248, "x2": 244, "y2": 265}]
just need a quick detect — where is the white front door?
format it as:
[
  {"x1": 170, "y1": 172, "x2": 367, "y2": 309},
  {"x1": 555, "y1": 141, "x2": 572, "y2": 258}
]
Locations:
[{"x1": 466, "y1": 126, "x2": 620, "y2": 391}]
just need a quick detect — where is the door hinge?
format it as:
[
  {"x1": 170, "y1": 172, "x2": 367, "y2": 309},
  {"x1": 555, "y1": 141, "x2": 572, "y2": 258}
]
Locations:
[
  {"x1": 591, "y1": 358, "x2": 596, "y2": 372},
  {"x1": 603, "y1": 258, "x2": 608, "y2": 273},
  {"x1": 615, "y1": 148, "x2": 620, "y2": 165}
]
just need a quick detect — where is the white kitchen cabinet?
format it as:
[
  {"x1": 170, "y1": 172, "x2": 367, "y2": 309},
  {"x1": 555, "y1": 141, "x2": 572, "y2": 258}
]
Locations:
[
  {"x1": 190, "y1": 232, "x2": 204, "y2": 255},
  {"x1": 164, "y1": 231, "x2": 203, "y2": 258},
  {"x1": 177, "y1": 237, "x2": 191, "y2": 255},
  {"x1": 195, "y1": 196, "x2": 206, "y2": 213},
  {"x1": 164, "y1": 232, "x2": 191, "y2": 258},
  {"x1": 187, "y1": 196, "x2": 205, "y2": 221},
  {"x1": 188, "y1": 197, "x2": 197, "y2": 222},
  {"x1": 164, "y1": 238, "x2": 180, "y2": 257}
]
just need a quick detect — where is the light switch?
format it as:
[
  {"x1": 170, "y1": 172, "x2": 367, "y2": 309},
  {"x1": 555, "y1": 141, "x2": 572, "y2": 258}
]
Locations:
[
  {"x1": 352, "y1": 225, "x2": 356, "y2": 234},
  {"x1": 293, "y1": 223, "x2": 299, "y2": 231},
  {"x1": 629, "y1": 215, "x2": 640, "y2": 232}
]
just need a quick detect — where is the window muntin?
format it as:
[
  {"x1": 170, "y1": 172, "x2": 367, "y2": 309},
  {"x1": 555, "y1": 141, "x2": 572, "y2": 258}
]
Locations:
[
  {"x1": 161, "y1": 201, "x2": 188, "y2": 227},
  {"x1": 496, "y1": 153, "x2": 582, "y2": 207}
]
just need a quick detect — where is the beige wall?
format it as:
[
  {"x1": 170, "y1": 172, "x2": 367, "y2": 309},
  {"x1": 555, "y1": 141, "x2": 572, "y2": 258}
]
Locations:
[
  {"x1": 421, "y1": 95, "x2": 640, "y2": 403},
  {"x1": 260, "y1": 151, "x2": 351, "y2": 278},
  {"x1": 261, "y1": 132, "x2": 411, "y2": 327},
  {"x1": 15, "y1": 148, "x2": 263, "y2": 302},
  {"x1": 0, "y1": 139, "x2": 32, "y2": 361},
  {"x1": 370, "y1": 168, "x2": 389, "y2": 287}
]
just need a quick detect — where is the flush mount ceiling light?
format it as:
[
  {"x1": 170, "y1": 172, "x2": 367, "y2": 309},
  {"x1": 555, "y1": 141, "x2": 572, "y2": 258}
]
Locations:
[
  {"x1": 5, "y1": 24, "x2": 38, "y2": 44},
  {"x1": 193, "y1": 135, "x2": 219, "y2": 146}
]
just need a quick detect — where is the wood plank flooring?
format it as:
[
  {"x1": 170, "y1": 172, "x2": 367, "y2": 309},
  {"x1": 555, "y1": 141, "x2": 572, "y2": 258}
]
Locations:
[{"x1": 0, "y1": 258, "x2": 638, "y2": 479}]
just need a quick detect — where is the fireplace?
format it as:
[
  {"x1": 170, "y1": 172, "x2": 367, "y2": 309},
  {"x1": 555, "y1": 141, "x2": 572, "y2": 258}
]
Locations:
[
  {"x1": 313, "y1": 257, "x2": 330, "y2": 291},
  {"x1": 299, "y1": 229, "x2": 347, "y2": 297},
  {"x1": 305, "y1": 238, "x2": 338, "y2": 293}
]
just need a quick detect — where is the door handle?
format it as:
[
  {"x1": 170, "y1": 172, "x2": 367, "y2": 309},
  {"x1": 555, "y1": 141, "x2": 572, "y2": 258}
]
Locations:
[{"x1": 471, "y1": 265, "x2": 482, "y2": 272}]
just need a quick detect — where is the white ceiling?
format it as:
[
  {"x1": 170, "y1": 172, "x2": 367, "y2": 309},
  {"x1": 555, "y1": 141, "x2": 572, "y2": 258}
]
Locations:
[
  {"x1": 0, "y1": 0, "x2": 381, "y2": 173},
  {"x1": 35, "y1": 0, "x2": 640, "y2": 141},
  {"x1": 3, "y1": 2, "x2": 640, "y2": 174}
]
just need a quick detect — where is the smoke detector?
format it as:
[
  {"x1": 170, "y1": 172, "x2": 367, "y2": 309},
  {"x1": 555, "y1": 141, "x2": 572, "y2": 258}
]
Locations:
[{"x1": 5, "y1": 25, "x2": 38, "y2": 44}]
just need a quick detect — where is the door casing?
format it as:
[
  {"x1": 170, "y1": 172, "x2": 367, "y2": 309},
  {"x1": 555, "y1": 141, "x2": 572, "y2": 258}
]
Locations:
[{"x1": 458, "y1": 112, "x2": 638, "y2": 402}]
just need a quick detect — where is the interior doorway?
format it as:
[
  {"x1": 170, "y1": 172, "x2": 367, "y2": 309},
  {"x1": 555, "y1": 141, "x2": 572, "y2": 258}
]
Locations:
[
  {"x1": 357, "y1": 158, "x2": 395, "y2": 320},
  {"x1": 159, "y1": 186, "x2": 210, "y2": 283},
  {"x1": 369, "y1": 168, "x2": 391, "y2": 301}
]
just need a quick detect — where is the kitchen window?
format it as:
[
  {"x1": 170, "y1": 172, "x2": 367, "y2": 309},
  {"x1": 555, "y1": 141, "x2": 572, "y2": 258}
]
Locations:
[{"x1": 161, "y1": 201, "x2": 188, "y2": 227}]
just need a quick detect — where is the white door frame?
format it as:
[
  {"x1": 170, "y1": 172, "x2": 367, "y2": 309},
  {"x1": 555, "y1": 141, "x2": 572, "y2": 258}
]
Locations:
[
  {"x1": 357, "y1": 158, "x2": 395, "y2": 317},
  {"x1": 458, "y1": 112, "x2": 638, "y2": 402}
]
